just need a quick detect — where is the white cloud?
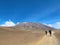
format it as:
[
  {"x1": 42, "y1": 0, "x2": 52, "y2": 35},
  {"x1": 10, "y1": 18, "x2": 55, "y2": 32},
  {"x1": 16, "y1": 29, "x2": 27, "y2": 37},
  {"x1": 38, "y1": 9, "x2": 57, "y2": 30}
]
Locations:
[
  {"x1": 51, "y1": 22, "x2": 60, "y2": 29},
  {"x1": 44, "y1": 22, "x2": 60, "y2": 29},
  {"x1": 0, "y1": 20, "x2": 16, "y2": 27},
  {"x1": 47, "y1": 24, "x2": 53, "y2": 27},
  {"x1": 43, "y1": 23, "x2": 52, "y2": 27}
]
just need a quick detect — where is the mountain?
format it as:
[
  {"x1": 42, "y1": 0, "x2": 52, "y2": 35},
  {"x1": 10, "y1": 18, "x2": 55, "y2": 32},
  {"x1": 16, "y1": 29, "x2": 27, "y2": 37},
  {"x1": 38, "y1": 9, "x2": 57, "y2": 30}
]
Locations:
[{"x1": 12, "y1": 22, "x2": 55, "y2": 30}]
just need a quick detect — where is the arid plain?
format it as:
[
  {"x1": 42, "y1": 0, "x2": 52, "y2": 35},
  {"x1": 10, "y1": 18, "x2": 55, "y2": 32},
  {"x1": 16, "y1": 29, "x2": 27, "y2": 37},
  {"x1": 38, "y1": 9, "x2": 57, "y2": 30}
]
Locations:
[{"x1": 0, "y1": 22, "x2": 60, "y2": 45}]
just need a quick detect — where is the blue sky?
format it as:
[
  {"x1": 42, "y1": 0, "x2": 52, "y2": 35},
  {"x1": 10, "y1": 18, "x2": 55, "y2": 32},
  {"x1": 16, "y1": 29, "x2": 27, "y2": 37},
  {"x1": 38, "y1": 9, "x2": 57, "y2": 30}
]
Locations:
[{"x1": 0, "y1": 0, "x2": 60, "y2": 29}]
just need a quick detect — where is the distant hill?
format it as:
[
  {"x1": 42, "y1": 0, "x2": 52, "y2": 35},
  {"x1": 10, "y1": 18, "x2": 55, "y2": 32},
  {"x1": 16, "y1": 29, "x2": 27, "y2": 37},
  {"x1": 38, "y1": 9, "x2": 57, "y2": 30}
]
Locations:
[{"x1": 12, "y1": 22, "x2": 56, "y2": 30}]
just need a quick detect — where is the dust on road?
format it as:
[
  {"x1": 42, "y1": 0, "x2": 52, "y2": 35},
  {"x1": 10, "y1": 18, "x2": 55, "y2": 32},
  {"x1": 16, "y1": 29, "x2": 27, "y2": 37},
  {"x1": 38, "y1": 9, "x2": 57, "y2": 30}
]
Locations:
[{"x1": 31, "y1": 31, "x2": 59, "y2": 45}]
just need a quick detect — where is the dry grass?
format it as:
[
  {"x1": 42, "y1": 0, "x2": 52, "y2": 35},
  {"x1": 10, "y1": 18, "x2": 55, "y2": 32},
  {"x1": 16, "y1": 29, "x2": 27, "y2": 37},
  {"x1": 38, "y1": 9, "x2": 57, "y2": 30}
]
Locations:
[
  {"x1": 54, "y1": 30, "x2": 60, "y2": 44},
  {"x1": 0, "y1": 27, "x2": 45, "y2": 45},
  {"x1": 0, "y1": 27, "x2": 60, "y2": 45}
]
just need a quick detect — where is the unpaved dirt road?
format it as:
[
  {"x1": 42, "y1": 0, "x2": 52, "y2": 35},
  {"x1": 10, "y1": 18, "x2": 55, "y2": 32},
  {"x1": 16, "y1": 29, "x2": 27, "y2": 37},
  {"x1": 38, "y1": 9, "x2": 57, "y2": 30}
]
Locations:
[{"x1": 33, "y1": 32, "x2": 59, "y2": 45}]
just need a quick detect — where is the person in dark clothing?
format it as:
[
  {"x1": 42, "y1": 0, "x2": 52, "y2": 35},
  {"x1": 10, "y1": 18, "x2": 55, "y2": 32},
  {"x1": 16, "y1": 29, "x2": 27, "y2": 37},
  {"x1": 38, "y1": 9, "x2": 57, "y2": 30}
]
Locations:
[
  {"x1": 49, "y1": 30, "x2": 52, "y2": 36},
  {"x1": 45, "y1": 31, "x2": 47, "y2": 35}
]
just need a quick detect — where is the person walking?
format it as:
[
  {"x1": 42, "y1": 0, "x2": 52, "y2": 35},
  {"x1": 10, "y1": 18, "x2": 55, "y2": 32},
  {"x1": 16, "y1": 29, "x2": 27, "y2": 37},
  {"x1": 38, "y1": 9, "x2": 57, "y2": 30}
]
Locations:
[
  {"x1": 49, "y1": 30, "x2": 52, "y2": 36},
  {"x1": 45, "y1": 31, "x2": 47, "y2": 35}
]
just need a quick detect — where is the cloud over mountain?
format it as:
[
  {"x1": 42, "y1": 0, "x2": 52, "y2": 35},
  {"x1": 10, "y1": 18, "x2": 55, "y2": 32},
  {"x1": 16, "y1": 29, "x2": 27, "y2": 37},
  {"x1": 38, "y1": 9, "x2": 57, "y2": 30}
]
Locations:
[
  {"x1": 0, "y1": 20, "x2": 16, "y2": 27},
  {"x1": 45, "y1": 22, "x2": 60, "y2": 29}
]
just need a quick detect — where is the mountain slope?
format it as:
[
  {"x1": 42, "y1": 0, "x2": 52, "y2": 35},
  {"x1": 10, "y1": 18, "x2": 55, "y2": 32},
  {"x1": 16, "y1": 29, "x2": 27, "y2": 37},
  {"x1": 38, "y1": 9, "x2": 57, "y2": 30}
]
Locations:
[{"x1": 13, "y1": 22, "x2": 55, "y2": 30}]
